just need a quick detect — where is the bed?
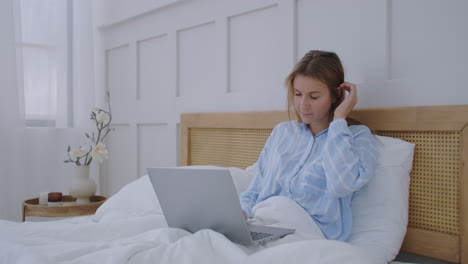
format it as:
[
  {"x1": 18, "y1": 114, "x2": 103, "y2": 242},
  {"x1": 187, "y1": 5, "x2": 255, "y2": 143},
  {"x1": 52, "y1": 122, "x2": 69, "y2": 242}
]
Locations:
[
  {"x1": 180, "y1": 105, "x2": 468, "y2": 264},
  {"x1": 0, "y1": 105, "x2": 467, "y2": 264}
]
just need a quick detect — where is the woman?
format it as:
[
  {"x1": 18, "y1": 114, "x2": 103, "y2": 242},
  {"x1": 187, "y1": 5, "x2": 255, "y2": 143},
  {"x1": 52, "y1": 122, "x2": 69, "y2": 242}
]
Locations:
[{"x1": 239, "y1": 50, "x2": 377, "y2": 242}]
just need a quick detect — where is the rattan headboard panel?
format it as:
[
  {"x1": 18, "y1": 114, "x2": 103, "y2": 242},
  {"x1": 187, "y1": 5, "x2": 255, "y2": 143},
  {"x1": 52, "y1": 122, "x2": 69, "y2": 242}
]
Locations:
[
  {"x1": 378, "y1": 131, "x2": 460, "y2": 235},
  {"x1": 190, "y1": 128, "x2": 271, "y2": 169},
  {"x1": 190, "y1": 127, "x2": 461, "y2": 234}
]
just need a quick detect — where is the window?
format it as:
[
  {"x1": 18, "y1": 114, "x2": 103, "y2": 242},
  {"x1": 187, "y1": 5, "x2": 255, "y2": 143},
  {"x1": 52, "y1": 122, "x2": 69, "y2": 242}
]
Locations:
[{"x1": 15, "y1": 0, "x2": 73, "y2": 127}]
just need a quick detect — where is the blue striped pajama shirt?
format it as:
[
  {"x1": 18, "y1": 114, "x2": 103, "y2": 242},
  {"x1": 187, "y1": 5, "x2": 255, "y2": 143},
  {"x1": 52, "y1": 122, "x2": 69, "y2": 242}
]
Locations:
[{"x1": 239, "y1": 118, "x2": 378, "y2": 241}]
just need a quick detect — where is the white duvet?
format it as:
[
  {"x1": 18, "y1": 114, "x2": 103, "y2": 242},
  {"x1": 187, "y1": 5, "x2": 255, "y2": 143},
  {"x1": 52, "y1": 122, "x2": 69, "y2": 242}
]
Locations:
[{"x1": 0, "y1": 175, "x2": 392, "y2": 264}]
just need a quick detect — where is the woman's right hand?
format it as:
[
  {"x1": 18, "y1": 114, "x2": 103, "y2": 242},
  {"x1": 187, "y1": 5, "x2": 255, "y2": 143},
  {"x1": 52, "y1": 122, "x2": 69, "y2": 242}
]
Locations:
[{"x1": 334, "y1": 82, "x2": 357, "y2": 120}]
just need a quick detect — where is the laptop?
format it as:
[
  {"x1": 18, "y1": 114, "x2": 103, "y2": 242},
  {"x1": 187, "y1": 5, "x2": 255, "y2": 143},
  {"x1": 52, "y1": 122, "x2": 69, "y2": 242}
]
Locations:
[{"x1": 147, "y1": 167, "x2": 295, "y2": 246}]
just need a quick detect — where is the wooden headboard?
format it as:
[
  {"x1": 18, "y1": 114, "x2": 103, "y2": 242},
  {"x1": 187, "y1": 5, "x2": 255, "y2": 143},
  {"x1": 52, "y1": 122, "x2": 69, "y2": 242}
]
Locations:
[{"x1": 180, "y1": 105, "x2": 468, "y2": 264}]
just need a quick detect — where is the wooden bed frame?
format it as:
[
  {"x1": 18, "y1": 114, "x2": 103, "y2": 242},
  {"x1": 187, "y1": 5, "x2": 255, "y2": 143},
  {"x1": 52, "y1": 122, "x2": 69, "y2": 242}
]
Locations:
[{"x1": 180, "y1": 105, "x2": 468, "y2": 264}]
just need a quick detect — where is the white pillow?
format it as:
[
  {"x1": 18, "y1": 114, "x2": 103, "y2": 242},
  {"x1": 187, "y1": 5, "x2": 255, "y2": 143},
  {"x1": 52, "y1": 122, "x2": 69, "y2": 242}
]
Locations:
[
  {"x1": 92, "y1": 175, "x2": 162, "y2": 222},
  {"x1": 348, "y1": 135, "x2": 415, "y2": 263}
]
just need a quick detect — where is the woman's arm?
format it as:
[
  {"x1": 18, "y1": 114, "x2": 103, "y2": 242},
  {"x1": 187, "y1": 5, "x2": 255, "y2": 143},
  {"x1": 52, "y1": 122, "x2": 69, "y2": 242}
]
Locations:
[
  {"x1": 239, "y1": 125, "x2": 278, "y2": 218},
  {"x1": 239, "y1": 173, "x2": 262, "y2": 218},
  {"x1": 322, "y1": 119, "x2": 378, "y2": 197}
]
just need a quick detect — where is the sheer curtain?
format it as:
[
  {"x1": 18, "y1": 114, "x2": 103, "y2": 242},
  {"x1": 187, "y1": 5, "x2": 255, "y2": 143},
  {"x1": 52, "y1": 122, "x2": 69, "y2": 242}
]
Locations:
[
  {"x1": 0, "y1": 0, "x2": 96, "y2": 222},
  {"x1": 16, "y1": 0, "x2": 72, "y2": 128},
  {"x1": 0, "y1": 0, "x2": 26, "y2": 222}
]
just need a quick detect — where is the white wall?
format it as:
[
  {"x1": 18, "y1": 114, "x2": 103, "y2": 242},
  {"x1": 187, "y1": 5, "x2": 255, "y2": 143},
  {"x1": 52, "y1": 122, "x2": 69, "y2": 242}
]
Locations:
[{"x1": 92, "y1": 0, "x2": 468, "y2": 196}]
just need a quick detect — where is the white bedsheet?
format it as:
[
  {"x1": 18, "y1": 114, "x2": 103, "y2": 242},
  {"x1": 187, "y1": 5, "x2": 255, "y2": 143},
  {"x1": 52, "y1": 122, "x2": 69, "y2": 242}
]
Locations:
[{"x1": 0, "y1": 176, "x2": 390, "y2": 264}]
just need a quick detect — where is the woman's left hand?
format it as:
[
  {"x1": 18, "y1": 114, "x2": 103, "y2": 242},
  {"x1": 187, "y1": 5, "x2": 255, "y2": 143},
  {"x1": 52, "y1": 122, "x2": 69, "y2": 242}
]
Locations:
[{"x1": 334, "y1": 82, "x2": 357, "y2": 120}]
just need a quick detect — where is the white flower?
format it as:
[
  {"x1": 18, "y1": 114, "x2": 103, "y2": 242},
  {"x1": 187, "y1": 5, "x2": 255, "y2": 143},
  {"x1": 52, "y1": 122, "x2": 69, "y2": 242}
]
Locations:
[
  {"x1": 69, "y1": 148, "x2": 87, "y2": 160},
  {"x1": 91, "y1": 142, "x2": 108, "y2": 162},
  {"x1": 65, "y1": 92, "x2": 112, "y2": 166},
  {"x1": 96, "y1": 111, "x2": 110, "y2": 124}
]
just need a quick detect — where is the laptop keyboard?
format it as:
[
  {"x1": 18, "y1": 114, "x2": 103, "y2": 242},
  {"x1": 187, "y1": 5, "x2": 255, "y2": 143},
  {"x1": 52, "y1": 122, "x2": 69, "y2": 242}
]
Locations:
[{"x1": 250, "y1": 231, "x2": 273, "y2": 241}]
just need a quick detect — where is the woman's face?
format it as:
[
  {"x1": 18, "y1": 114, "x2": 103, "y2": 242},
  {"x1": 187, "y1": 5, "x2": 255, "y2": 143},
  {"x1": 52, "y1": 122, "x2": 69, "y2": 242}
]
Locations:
[{"x1": 293, "y1": 74, "x2": 335, "y2": 126}]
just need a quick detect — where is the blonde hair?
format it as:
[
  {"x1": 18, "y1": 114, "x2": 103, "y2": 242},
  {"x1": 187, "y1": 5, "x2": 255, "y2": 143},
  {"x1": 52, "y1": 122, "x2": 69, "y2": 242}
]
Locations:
[{"x1": 286, "y1": 50, "x2": 344, "y2": 123}]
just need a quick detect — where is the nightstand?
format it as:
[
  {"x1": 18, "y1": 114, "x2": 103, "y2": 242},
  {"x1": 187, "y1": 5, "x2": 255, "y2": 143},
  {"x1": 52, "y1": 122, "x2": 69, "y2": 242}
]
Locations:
[{"x1": 22, "y1": 195, "x2": 106, "y2": 222}]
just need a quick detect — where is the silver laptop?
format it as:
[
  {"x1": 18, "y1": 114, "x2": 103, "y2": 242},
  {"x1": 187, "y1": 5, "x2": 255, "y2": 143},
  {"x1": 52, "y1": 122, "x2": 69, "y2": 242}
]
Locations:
[{"x1": 147, "y1": 167, "x2": 295, "y2": 246}]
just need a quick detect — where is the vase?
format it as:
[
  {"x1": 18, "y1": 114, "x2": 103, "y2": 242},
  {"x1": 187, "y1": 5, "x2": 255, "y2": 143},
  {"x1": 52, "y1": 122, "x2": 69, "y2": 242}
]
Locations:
[{"x1": 69, "y1": 165, "x2": 97, "y2": 205}]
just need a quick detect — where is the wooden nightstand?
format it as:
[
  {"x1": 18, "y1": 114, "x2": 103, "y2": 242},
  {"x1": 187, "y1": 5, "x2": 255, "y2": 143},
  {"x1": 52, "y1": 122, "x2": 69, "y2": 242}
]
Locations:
[{"x1": 22, "y1": 195, "x2": 106, "y2": 222}]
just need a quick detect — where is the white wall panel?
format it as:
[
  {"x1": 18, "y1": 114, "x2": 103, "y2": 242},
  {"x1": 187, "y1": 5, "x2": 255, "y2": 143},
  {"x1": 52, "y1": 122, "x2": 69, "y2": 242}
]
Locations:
[
  {"x1": 106, "y1": 45, "x2": 132, "y2": 123},
  {"x1": 177, "y1": 22, "x2": 217, "y2": 98},
  {"x1": 385, "y1": 0, "x2": 468, "y2": 106},
  {"x1": 176, "y1": 123, "x2": 180, "y2": 165},
  {"x1": 137, "y1": 34, "x2": 170, "y2": 100},
  {"x1": 137, "y1": 123, "x2": 176, "y2": 177},
  {"x1": 94, "y1": 0, "x2": 184, "y2": 28},
  {"x1": 228, "y1": 4, "x2": 286, "y2": 94},
  {"x1": 136, "y1": 34, "x2": 174, "y2": 119},
  {"x1": 105, "y1": 124, "x2": 133, "y2": 196},
  {"x1": 296, "y1": 0, "x2": 362, "y2": 83},
  {"x1": 389, "y1": 0, "x2": 468, "y2": 80}
]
